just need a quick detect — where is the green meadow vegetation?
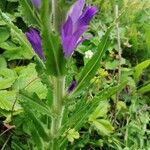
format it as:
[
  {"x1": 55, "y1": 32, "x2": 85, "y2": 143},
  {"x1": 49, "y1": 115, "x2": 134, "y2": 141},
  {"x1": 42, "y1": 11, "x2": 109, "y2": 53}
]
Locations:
[{"x1": 0, "y1": 0, "x2": 150, "y2": 149}]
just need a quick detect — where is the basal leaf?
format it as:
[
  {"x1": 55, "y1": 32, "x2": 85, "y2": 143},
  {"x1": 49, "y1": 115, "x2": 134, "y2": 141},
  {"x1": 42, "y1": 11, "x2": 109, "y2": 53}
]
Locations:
[
  {"x1": 0, "y1": 90, "x2": 20, "y2": 111},
  {"x1": 13, "y1": 63, "x2": 47, "y2": 99},
  {"x1": 0, "y1": 68, "x2": 17, "y2": 90}
]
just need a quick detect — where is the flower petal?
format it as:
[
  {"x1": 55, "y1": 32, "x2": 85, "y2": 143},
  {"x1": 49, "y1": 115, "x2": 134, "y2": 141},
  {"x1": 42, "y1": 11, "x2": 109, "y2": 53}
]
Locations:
[
  {"x1": 25, "y1": 28, "x2": 44, "y2": 60},
  {"x1": 68, "y1": 0, "x2": 85, "y2": 24},
  {"x1": 31, "y1": 0, "x2": 41, "y2": 8},
  {"x1": 76, "y1": 34, "x2": 92, "y2": 46},
  {"x1": 77, "y1": 6, "x2": 98, "y2": 27},
  {"x1": 63, "y1": 26, "x2": 87, "y2": 57},
  {"x1": 61, "y1": 16, "x2": 73, "y2": 39},
  {"x1": 67, "y1": 79, "x2": 77, "y2": 93}
]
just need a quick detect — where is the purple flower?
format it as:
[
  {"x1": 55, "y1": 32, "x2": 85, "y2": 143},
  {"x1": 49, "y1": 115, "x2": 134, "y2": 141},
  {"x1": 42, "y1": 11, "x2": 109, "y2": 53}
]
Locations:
[
  {"x1": 31, "y1": 0, "x2": 41, "y2": 9},
  {"x1": 25, "y1": 28, "x2": 45, "y2": 60},
  {"x1": 68, "y1": 79, "x2": 77, "y2": 93},
  {"x1": 61, "y1": 0, "x2": 98, "y2": 58}
]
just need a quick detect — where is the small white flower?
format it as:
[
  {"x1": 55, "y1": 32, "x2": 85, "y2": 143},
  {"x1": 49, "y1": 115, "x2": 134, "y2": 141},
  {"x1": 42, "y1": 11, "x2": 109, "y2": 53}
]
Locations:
[{"x1": 85, "y1": 50, "x2": 93, "y2": 59}]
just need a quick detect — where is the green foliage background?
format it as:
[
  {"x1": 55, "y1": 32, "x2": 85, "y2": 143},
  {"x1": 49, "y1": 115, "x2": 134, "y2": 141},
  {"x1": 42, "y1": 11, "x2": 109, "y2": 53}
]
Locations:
[{"x1": 0, "y1": 0, "x2": 150, "y2": 149}]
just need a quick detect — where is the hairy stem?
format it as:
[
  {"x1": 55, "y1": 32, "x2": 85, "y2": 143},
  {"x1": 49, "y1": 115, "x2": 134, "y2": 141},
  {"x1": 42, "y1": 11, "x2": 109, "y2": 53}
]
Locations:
[{"x1": 51, "y1": 76, "x2": 65, "y2": 148}]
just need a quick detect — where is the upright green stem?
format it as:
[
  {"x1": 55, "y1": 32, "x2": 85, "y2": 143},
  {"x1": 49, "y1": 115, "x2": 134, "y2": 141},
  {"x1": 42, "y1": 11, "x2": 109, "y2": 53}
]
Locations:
[
  {"x1": 51, "y1": 0, "x2": 65, "y2": 33},
  {"x1": 51, "y1": 76, "x2": 65, "y2": 148},
  {"x1": 51, "y1": 0, "x2": 57, "y2": 31},
  {"x1": 113, "y1": 5, "x2": 122, "y2": 124}
]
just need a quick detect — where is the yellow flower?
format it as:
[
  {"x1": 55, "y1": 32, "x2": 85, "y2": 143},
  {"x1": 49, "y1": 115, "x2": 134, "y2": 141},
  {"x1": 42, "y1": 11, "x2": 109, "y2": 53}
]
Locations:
[{"x1": 66, "y1": 128, "x2": 80, "y2": 143}]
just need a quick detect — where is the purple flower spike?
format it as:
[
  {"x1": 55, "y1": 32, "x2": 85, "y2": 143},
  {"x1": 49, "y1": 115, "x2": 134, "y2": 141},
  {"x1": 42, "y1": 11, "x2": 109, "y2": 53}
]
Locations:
[
  {"x1": 68, "y1": 79, "x2": 77, "y2": 93},
  {"x1": 25, "y1": 28, "x2": 45, "y2": 60},
  {"x1": 61, "y1": 0, "x2": 98, "y2": 58},
  {"x1": 31, "y1": 0, "x2": 41, "y2": 9}
]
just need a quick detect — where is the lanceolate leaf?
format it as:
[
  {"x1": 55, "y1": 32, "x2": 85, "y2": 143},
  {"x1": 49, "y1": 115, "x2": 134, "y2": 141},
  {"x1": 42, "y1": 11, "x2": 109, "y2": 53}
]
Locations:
[
  {"x1": 61, "y1": 81, "x2": 127, "y2": 134},
  {"x1": 31, "y1": 125, "x2": 45, "y2": 150},
  {"x1": 138, "y1": 83, "x2": 150, "y2": 94},
  {"x1": 134, "y1": 59, "x2": 150, "y2": 82},
  {"x1": 19, "y1": 0, "x2": 41, "y2": 27},
  {"x1": 59, "y1": 81, "x2": 127, "y2": 147},
  {"x1": 71, "y1": 27, "x2": 113, "y2": 96},
  {"x1": 19, "y1": 91, "x2": 52, "y2": 117},
  {"x1": 23, "y1": 105, "x2": 49, "y2": 141},
  {"x1": 40, "y1": 0, "x2": 66, "y2": 76}
]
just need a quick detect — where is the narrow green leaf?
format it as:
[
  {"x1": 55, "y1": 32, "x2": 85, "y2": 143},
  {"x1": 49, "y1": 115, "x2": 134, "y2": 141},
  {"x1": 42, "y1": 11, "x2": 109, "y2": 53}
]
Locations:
[
  {"x1": 23, "y1": 105, "x2": 49, "y2": 141},
  {"x1": 138, "y1": 83, "x2": 150, "y2": 94},
  {"x1": 61, "y1": 81, "x2": 127, "y2": 133},
  {"x1": 130, "y1": 24, "x2": 138, "y2": 52},
  {"x1": 134, "y1": 59, "x2": 150, "y2": 82},
  {"x1": 19, "y1": 91, "x2": 52, "y2": 117},
  {"x1": 19, "y1": 0, "x2": 41, "y2": 27},
  {"x1": 31, "y1": 126, "x2": 45, "y2": 150},
  {"x1": 12, "y1": 142, "x2": 24, "y2": 150},
  {"x1": 71, "y1": 27, "x2": 113, "y2": 96}
]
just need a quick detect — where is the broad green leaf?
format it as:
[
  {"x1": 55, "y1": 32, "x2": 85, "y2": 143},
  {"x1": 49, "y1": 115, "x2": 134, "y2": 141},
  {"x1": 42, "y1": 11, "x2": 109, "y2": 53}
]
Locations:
[
  {"x1": 0, "y1": 26, "x2": 10, "y2": 43},
  {"x1": 13, "y1": 63, "x2": 47, "y2": 99},
  {"x1": 134, "y1": 59, "x2": 150, "y2": 82},
  {"x1": 71, "y1": 27, "x2": 113, "y2": 96},
  {"x1": 3, "y1": 45, "x2": 33, "y2": 60},
  {"x1": 92, "y1": 119, "x2": 114, "y2": 135},
  {"x1": 0, "y1": 90, "x2": 20, "y2": 111},
  {"x1": 0, "y1": 11, "x2": 34, "y2": 59},
  {"x1": 0, "y1": 56, "x2": 7, "y2": 68},
  {"x1": 89, "y1": 101, "x2": 109, "y2": 121},
  {"x1": 0, "y1": 40, "x2": 33, "y2": 60},
  {"x1": 0, "y1": 68, "x2": 17, "y2": 89},
  {"x1": 138, "y1": 83, "x2": 150, "y2": 94},
  {"x1": 19, "y1": 0, "x2": 41, "y2": 27},
  {"x1": 40, "y1": 0, "x2": 66, "y2": 76}
]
